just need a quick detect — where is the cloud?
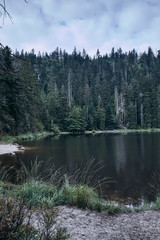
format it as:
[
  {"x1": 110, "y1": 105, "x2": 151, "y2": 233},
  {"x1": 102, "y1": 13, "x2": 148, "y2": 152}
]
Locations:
[{"x1": 1, "y1": 0, "x2": 160, "y2": 55}]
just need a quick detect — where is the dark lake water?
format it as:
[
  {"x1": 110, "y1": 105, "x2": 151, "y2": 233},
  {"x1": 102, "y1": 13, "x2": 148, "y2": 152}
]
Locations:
[{"x1": 1, "y1": 132, "x2": 160, "y2": 203}]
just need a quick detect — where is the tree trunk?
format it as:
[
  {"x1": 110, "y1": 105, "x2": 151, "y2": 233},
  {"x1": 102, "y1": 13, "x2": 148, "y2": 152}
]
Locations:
[{"x1": 67, "y1": 69, "x2": 72, "y2": 108}]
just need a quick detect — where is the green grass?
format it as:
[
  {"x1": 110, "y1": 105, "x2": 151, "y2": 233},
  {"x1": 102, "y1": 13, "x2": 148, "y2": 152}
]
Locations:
[
  {"x1": 1, "y1": 131, "x2": 57, "y2": 143},
  {"x1": 2, "y1": 128, "x2": 160, "y2": 143},
  {"x1": 0, "y1": 179, "x2": 127, "y2": 213},
  {"x1": 2, "y1": 177, "x2": 160, "y2": 214},
  {"x1": 120, "y1": 128, "x2": 160, "y2": 133},
  {"x1": 135, "y1": 197, "x2": 160, "y2": 212},
  {"x1": 86, "y1": 128, "x2": 160, "y2": 135},
  {"x1": 2, "y1": 158, "x2": 160, "y2": 214}
]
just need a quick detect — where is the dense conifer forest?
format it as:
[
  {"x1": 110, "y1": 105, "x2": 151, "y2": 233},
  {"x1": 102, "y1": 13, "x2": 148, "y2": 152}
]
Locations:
[{"x1": 0, "y1": 45, "x2": 160, "y2": 135}]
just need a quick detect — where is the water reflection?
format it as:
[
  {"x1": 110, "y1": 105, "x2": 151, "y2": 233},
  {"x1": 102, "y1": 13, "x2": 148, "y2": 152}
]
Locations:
[
  {"x1": 114, "y1": 135, "x2": 127, "y2": 174},
  {"x1": 1, "y1": 133, "x2": 160, "y2": 201}
]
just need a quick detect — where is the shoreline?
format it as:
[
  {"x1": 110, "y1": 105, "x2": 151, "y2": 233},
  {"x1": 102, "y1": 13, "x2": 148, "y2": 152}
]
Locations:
[
  {"x1": 1, "y1": 128, "x2": 160, "y2": 155},
  {"x1": 85, "y1": 128, "x2": 160, "y2": 134},
  {"x1": 2, "y1": 127, "x2": 160, "y2": 142},
  {"x1": 1, "y1": 178, "x2": 160, "y2": 239},
  {"x1": 56, "y1": 206, "x2": 160, "y2": 240},
  {"x1": 0, "y1": 143, "x2": 24, "y2": 155}
]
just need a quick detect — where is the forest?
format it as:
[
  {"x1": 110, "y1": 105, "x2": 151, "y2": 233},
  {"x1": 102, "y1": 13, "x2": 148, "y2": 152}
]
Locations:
[{"x1": 0, "y1": 45, "x2": 160, "y2": 135}]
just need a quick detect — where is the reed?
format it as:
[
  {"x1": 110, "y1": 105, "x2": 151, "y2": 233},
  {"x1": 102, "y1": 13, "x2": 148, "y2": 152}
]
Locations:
[{"x1": 0, "y1": 158, "x2": 124, "y2": 213}]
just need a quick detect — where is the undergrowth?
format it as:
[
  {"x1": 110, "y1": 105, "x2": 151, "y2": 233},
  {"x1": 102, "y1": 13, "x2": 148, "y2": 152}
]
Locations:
[
  {"x1": 1, "y1": 131, "x2": 57, "y2": 143},
  {"x1": 135, "y1": 197, "x2": 160, "y2": 212},
  {"x1": 0, "y1": 196, "x2": 68, "y2": 240},
  {"x1": 2, "y1": 157, "x2": 160, "y2": 214},
  {"x1": 3, "y1": 148, "x2": 160, "y2": 239},
  {"x1": 0, "y1": 180, "x2": 125, "y2": 214},
  {"x1": 0, "y1": 158, "x2": 126, "y2": 214}
]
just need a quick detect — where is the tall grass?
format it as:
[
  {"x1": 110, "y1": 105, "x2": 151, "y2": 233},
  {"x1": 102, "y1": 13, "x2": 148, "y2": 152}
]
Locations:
[
  {"x1": 134, "y1": 172, "x2": 160, "y2": 212},
  {"x1": 70, "y1": 157, "x2": 112, "y2": 188},
  {"x1": 18, "y1": 157, "x2": 112, "y2": 190},
  {"x1": 1, "y1": 131, "x2": 57, "y2": 143},
  {"x1": 5, "y1": 159, "x2": 160, "y2": 213},
  {"x1": 0, "y1": 158, "x2": 126, "y2": 213},
  {"x1": 0, "y1": 165, "x2": 14, "y2": 181},
  {"x1": 19, "y1": 158, "x2": 66, "y2": 188},
  {"x1": 149, "y1": 172, "x2": 160, "y2": 197},
  {"x1": 9, "y1": 161, "x2": 160, "y2": 213}
]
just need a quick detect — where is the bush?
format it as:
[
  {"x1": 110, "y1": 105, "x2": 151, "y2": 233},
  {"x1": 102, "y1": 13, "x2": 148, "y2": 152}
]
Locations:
[
  {"x1": 0, "y1": 196, "x2": 38, "y2": 240},
  {"x1": 35, "y1": 207, "x2": 69, "y2": 240},
  {"x1": 0, "y1": 196, "x2": 69, "y2": 240},
  {"x1": 61, "y1": 181, "x2": 102, "y2": 209},
  {"x1": 0, "y1": 158, "x2": 124, "y2": 214}
]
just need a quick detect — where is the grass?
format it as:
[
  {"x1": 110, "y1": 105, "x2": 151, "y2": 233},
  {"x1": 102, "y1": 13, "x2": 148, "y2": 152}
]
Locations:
[
  {"x1": 134, "y1": 197, "x2": 160, "y2": 212},
  {"x1": 2, "y1": 158, "x2": 160, "y2": 214},
  {"x1": 0, "y1": 158, "x2": 128, "y2": 214},
  {"x1": 135, "y1": 172, "x2": 160, "y2": 212},
  {"x1": 85, "y1": 128, "x2": 160, "y2": 135},
  {"x1": 2, "y1": 172, "x2": 160, "y2": 214},
  {"x1": 1, "y1": 131, "x2": 57, "y2": 143},
  {"x1": 0, "y1": 179, "x2": 127, "y2": 213},
  {"x1": 2, "y1": 128, "x2": 160, "y2": 143},
  {"x1": 120, "y1": 128, "x2": 160, "y2": 133}
]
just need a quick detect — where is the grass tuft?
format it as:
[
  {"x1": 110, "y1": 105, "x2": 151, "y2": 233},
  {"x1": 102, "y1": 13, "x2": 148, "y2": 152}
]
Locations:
[
  {"x1": 1, "y1": 131, "x2": 57, "y2": 143},
  {"x1": 0, "y1": 158, "x2": 129, "y2": 214}
]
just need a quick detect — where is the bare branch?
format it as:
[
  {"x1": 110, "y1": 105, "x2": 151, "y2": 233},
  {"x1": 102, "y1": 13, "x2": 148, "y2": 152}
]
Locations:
[
  {"x1": 0, "y1": 0, "x2": 28, "y2": 27},
  {"x1": 0, "y1": 1, "x2": 13, "y2": 27}
]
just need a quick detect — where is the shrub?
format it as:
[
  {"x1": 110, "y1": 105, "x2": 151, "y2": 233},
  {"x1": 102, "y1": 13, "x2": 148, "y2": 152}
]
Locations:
[
  {"x1": 61, "y1": 180, "x2": 101, "y2": 209},
  {"x1": 35, "y1": 207, "x2": 69, "y2": 240},
  {"x1": 0, "y1": 196, "x2": 69, "y2": 240},
  {"x1": 0, "y1": 196, "x2": 38, "y2": 240}
]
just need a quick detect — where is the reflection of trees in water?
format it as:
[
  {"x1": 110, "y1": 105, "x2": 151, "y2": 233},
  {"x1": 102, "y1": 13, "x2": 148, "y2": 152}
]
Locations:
[
  {"x1": 65, "y1": 137, "x2": 75, "y2": 175},
  {"x1": 114, "y1": 135, "x2": 127, "y2": 175},
  {"x1": 112, "y1": 133, "x2": 160, "y2": 199},
  {"x1": 0, "y1": 154, "x2": 24, "y2": 183},
  {"x1": 113, "y1": 134, "x2": 147, "y2": 198},
  {"x1": 140, "y1": 134, "x2": 145, "y2": 157},
  {"x1": 64, "y1": 136, "x2": 86, "y2": 175},
  {"x1": 65, "y1": 136, "x2": 94, "y2": 176},
  {"x1": 139, "y1": 133, "x2": 145, "y2": 171},
  {"x1": 2, "y1": 134, "x2": 160, "y2": 200}
]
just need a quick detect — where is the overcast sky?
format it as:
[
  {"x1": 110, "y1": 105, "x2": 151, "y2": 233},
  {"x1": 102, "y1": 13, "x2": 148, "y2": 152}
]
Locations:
[{"x1": 1, "y1": 0, "x2": 160, "y2": 56}]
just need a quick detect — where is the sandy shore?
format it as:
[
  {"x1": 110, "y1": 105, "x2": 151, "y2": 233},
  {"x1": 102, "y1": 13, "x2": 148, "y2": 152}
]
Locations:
[
  {"x1": 0, "y1": 143, "x2": 24, "y2": 155},
  {"x1": 31, "y1": 206, "x2": 160, "y2": 240},
  {"x1": 57, "y1": 206, "x2": 160, "y2": 239},
  {"x1": 64, "y1": 207, "x2": 160, "y2": 239}
]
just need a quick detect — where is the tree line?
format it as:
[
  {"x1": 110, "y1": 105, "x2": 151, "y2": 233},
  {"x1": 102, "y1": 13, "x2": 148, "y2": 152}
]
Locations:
[{"x1": 0, "y1": 45, "x2": 160, "y2": 135}]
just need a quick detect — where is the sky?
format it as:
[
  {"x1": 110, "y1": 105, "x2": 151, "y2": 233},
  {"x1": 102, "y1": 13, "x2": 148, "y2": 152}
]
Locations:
[{"x1": 0, "y1": 0, "x2": 160, "y2": 56}]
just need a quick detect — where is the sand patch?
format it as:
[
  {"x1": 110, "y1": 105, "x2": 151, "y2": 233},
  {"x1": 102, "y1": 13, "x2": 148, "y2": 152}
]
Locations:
[{"x1": 0, "y1": 144, "x2": 24, "y2": 155}]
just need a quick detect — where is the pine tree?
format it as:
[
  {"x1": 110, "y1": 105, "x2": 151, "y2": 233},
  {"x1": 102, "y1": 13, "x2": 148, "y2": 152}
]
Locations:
[{"x1": 65, "y1": 106, "x2": 84, "y2": 133}]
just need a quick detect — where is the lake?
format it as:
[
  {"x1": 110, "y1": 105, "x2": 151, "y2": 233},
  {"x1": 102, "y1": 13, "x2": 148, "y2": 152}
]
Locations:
[{"x1": 1, "y1": 132, "x2": 160, "y2": 203}]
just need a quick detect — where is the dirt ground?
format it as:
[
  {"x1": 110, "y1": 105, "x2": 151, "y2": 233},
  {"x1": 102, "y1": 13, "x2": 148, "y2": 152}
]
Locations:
[{"x1": 56, "y1": 206, "x2": 160, "y2": 240}]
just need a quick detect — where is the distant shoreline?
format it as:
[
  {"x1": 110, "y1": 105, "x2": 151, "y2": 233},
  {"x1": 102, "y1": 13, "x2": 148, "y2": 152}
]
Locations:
[
  {"x1": 84, "y1": 128, "x2": 160, "y2": 134},
  {"x1": 1, "y1": 128, "x2": 160, "y2": 154},
  {"x1": 61, "y1": 128, "x2": 160, "y2": 135}
]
